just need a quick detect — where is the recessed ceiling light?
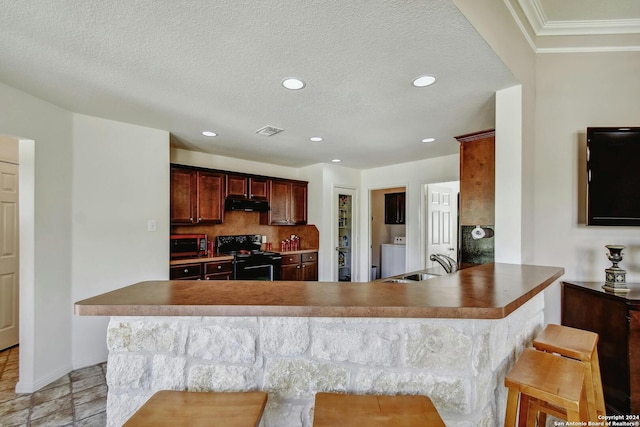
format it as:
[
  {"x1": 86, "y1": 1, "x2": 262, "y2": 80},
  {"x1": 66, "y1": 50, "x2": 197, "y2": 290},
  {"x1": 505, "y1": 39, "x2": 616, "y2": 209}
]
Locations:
[
  {"x1": 412, "y1": 75, "x2": 436, "y2": 87},
  {"x1": 422, "y1": 137, "x2": 436, "y2": 143},
  {"x1": 310, "y1": 136, "x2": 323, "y2": 142},
  {"x1": 202, "y1": 131, "x2": 217, "y2": 137},
  {"x1": 282, "y1": 78, "x2": 306, "y2": 90},
  {"x1": 331, "y1": 159, "x2": 341, "y2": 163}
]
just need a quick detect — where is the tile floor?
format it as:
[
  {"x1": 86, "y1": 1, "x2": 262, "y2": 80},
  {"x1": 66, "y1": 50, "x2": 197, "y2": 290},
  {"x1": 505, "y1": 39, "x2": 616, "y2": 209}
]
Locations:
[{"x1": 0, "y1": 346, "x2": 107, "y2": 427}]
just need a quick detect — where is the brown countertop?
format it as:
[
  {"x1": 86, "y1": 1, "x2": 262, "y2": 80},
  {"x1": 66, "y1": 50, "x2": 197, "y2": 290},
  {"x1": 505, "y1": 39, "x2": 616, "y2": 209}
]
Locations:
[
  {"x1": 562, "y1": 281, "x2": 640, "y2": 305},
  {"x1": 75, "y1": 263, "x2": 563, "y2": 319},
  {"x1": 169, "y1": 249, "x2": 318, "y2": 266}
]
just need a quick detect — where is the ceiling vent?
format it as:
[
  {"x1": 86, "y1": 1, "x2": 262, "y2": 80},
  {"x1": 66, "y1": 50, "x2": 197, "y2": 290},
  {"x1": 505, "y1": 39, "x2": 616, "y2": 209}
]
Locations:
[{"x1": 255, "y1": 125, "x2": 284, "y2": 137}]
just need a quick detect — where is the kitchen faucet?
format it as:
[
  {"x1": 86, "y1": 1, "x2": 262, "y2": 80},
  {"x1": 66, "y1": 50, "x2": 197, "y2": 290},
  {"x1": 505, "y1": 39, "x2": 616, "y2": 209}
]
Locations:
[{"x1": 429, "y1": 253, "x2": 458, "y2": 274}]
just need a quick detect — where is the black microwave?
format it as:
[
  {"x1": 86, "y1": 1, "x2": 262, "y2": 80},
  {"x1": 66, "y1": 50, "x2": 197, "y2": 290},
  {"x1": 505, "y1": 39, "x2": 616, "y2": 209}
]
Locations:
[{"x1": 170, "y1": 234, "x2": 207, "y2": 258}]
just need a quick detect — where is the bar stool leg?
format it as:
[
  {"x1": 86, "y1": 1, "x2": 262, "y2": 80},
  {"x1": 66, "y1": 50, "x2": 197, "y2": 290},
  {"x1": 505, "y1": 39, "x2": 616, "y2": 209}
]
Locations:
[
  {"x1": 504, "y1": 388, "x2": 520, "y2": 427},
  {"x1": 592, "y1": 347, "x2": 606, "y2": 417}
]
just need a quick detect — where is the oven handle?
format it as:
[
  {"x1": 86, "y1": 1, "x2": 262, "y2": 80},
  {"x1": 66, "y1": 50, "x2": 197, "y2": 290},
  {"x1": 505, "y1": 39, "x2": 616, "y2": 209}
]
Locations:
[{"x1": 243, "y1": 264, "x2": 272, "y2": 270}]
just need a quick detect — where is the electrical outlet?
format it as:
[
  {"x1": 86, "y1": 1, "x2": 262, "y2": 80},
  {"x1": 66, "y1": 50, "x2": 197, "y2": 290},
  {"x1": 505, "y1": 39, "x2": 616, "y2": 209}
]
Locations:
[{"x1": 147, "y1": 219, "x2": 157, "y2": 232}]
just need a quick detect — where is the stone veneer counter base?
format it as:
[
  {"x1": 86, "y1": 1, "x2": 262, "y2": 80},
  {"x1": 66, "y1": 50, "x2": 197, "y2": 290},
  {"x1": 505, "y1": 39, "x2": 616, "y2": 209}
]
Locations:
[
  {"x1": 75, "y1": 262, "x2": 564, "y2": 426},
  {"x1": 75, "y1": 263, "x2": 563, "y2": 319}
]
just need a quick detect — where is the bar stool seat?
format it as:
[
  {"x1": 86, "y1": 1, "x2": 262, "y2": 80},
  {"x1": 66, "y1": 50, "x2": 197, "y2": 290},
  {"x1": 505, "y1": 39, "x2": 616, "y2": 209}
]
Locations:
[
  {"x1": 313, "y1": 392, "x2": 445, "y2": 427},
  {"x1": 123, "y1": 390, "x2": 268, "y2": 427},
  {"x1": 533, "y1": 323, "x2": 606, "y2": 422},
  {"x1": 504, "y1": 348, "x2": 589, "y2": 426}
]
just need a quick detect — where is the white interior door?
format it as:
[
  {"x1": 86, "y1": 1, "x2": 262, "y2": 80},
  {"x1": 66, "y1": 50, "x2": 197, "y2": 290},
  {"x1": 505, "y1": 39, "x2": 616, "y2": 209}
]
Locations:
[
  {"x1": 0, "y1": 160, "x2": 19, "y2": 350},
  {"x1": 426, "y1": 184, "x2": 457, "y2": 267}
]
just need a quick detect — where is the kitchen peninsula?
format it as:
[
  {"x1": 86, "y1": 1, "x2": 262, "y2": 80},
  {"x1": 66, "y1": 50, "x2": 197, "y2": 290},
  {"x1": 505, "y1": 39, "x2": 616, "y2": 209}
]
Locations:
[{"x1": 75, "y1": 263, "x2": 563, "y2": 427}]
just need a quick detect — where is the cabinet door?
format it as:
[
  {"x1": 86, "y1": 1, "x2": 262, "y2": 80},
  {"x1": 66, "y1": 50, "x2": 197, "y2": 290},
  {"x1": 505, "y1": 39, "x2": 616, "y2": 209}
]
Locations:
[
  {"x1": 249, "y1": 177, "x2": 268, "y2": 200},
  {"x1": 290, "y1": 182, "x2": 308, "y2": 225},
  {"x1": 301, "y1": 261, "x2": 318, "y2": 281},
  {"x1": 204, "y1": 260, "x2": 233, "y2": 280},
  {"x1": 266, "y1": 180, "x2": 291, "y2": 225},
  {"x1": 280, "y1": 264, "x2": 300, "y2": 281},
  {"x1": 170, "y1": 264, "x2": 202, "y2": 280},
  {"x1": 226, "y1": 174, "x2": 248, "y2": 198},
  {"x1": 384, "y1": 193, "x2": 405, "y2": 224},
  {"x1": 197, "y1": 171, "x2": 224, "y2": 223},
  {"x1": 458, "y1": 131, "x2": 495, "y2": 226},
  {"x1": 170, "y1": 168, "x2": 197, "y2": 224}
]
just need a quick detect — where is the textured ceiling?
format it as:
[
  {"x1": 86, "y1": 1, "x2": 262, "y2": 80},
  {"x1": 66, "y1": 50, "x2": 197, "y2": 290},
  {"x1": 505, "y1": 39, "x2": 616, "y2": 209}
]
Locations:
[
  {"x1": 1, "y1": 2, "x2": 635, "y2": 168},
  {"x1": 0, "y1": 0, "x2": 520, "y2": 169}
]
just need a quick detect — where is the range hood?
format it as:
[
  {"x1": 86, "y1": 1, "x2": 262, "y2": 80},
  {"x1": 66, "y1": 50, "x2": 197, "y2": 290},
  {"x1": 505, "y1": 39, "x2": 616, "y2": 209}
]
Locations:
[{"x1": 224, "y1": 198, "x2": 269, "y2": 212}]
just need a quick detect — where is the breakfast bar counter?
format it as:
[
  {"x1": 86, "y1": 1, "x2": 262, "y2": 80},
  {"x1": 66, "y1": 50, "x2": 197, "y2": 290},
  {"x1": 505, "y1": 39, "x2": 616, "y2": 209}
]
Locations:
[
  {"x1": 75, "y1": 262, "x2": 563, "y2": 427},
  {"x1": 76, "y1": 263, "x2": 562, "y2": 319}
]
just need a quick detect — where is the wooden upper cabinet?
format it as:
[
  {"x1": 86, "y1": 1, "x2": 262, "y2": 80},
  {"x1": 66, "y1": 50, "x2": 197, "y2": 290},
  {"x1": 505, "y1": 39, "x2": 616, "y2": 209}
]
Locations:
[
  {"x1": 456, "y1": 130, "x2": 495, "y2": 226},
  {"x1": 225, "y1": 174, "x2": 268, "y2": 200},
  {"x1": 171, "y1": 166, "x2": 224, "y2": 225},
  {"x1": 290, "y1": 181, "x2": 308, "y2": 224},
  {"x1": 261, "y1": 179, "x2": 308, "y2": 225},
  {"x1": 196, "y1": 171, "x2": 224, "y2": 224},
  {"x1": 248, "y1": 177, "x2": 268, "y2": 200},
  {"x1": 170, "y1": 167, "x2": 197, "y2": 224},
  {"x1": 225, "y1": 174, "x2": 248, "y2": 199},
  {"x1": 384, "y1": 192, "x2": 405, "y2": 224}
]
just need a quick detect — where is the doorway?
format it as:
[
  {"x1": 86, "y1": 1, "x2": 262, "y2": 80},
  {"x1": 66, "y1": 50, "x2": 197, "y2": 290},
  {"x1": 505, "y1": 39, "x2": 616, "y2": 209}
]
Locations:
[
  {"x1": 0, "y1": 137, "x2": 19, "y2": 351},
  {"x1": 370, "y1": 187, "x2": 406, "y2": 279},
  {"x1": 334, "y1": 187, "x2": 357, "y2": 281},
  {"x1": 424, "y1": 181, "x2": 459, "y2": 269}
]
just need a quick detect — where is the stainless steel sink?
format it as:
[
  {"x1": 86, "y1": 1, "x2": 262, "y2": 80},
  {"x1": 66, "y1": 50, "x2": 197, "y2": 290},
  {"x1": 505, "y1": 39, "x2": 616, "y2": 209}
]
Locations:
[
  {"x1": 401, "y1": 273, "x2": 439, "y2": 281},
  {"x1": 382, "y1": 272, "x2": 440, "y2": 283},
  {"x1": 382, "y1": 278, "x2": 414, "y2": 284}
]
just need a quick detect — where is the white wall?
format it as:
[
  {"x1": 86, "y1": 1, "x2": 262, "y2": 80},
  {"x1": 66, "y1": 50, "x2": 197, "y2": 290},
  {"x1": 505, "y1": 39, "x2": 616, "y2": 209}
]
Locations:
[
  {"x1": 533, "y1": 52, "x2": 640, "y2": 323},
  {"x1": 71, "y1": 114, "x2": 170, "y2": 368},
  {"x1": 0, "y1": 81, "x2": 74, "y2": 392}
]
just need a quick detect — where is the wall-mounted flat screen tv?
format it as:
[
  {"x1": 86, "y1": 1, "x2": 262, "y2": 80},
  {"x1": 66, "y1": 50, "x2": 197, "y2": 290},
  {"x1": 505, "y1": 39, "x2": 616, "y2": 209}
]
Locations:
[{"x1": 587, "y1": 127, "x2": 640, "y2": 226}]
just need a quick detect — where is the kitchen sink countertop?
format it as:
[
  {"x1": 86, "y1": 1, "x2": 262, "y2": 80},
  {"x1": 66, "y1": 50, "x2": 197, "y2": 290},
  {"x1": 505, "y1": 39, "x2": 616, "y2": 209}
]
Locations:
[{"x1": 76, "y1": 263, "x2": 563, "y2": 319}]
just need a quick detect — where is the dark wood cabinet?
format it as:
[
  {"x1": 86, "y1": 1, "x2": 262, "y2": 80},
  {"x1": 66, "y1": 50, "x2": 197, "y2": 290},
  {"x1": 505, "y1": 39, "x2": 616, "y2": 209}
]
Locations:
[
  {"x1": 280, "y1": 252, "x2": 318, "y2": 281},
  {"x1": 204, "y1": 260, "x2": 233, "y2": 280},
  {"x1": 261, "y1": 179, "x2": 308, "y2": 225},
  {"x1": 562, "y1": 281, "x2": 640, "y2": 415},
  {"x1": 170, "y1": 167, "x2": 197, "y2": 224},
  {"x1": 170, "y1": 263, "x2": 202, "y2": 280},
  {"x1": 226, "y1": 174, "x2": 268, "y2": 200},
  {"x1": 456, "y1": 129, "x2": 495, "y2": 226},
  {"x1": 384, "y1": 192, "x2": 405, "y2": 224},
  {"x1": 171, "y1": 167, "x2": 224, "y2": 225}
]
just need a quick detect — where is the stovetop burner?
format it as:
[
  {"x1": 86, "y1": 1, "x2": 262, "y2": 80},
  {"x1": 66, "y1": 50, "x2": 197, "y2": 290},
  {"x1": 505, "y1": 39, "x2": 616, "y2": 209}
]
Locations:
[{"x1": 215, "y1": 235, "x2": 280, "y2": 259}]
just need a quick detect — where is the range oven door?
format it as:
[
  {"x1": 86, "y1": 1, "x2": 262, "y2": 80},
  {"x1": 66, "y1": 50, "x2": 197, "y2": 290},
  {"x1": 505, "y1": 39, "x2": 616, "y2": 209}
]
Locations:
[{"x1": 234, "y1": 257, "x2": 281, "y2": 281}]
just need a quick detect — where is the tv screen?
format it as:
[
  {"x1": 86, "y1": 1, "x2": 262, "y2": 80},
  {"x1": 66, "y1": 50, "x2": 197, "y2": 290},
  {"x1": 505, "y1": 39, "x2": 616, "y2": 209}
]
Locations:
[{"x1": 587, "y1": 127, "x2": 640, "y2": 226}]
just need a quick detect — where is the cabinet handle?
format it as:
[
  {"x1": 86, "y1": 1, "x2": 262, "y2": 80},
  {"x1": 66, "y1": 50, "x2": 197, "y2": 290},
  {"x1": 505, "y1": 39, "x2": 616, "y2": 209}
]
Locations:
[
  {"x1": 217, "y1": 265, "x2": 222, "y2": 270},
  {"x1": 198, "y1": 217, "x2": 202, "y2": 222},
  {"x1": 297, "y1": 265, "x2": 301, "y2": 269},
  {"x1": 183, "y1": 269, "x2": 189, "y2": 273}
]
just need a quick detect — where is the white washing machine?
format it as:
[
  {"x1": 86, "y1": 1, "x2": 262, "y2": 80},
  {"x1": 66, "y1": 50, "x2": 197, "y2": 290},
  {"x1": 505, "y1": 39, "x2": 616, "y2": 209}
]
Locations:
[{"x1": 381, "y1": 238, "x2": 406, "y2": 278}]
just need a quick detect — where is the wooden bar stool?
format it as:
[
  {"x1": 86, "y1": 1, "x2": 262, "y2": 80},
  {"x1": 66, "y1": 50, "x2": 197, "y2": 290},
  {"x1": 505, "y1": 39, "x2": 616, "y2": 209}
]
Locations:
[
  {"x1": 504, "y1": 348, "x2": 589, "y2": 427},
  {"x1": 123, "y1": 390, "x2": 268, "y2": 427},
  {"x1": 533, "y1": 324, "x2": 606, "y2": 422},
  {"x1": 313, "y1": 392, "x2": 445, "y2": 426}
]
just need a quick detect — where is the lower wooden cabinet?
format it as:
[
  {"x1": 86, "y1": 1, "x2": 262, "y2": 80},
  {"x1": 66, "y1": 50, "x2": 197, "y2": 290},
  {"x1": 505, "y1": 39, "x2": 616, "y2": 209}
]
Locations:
[
  {"x1": 170, "y1": 260, "x2": 233, "y2": 280},
  {"x1": 562, "y1": 281, "x2": 640, "y2": 415},
  {"x1": 280, "y1": 252, "x2": 318, "y2": 281},
  {"x1": 170, "y1": 263, "x2": 202, "y2": 280},
  {"x1": 204, "y1": 260, "x2": 233, "y2": 280}
]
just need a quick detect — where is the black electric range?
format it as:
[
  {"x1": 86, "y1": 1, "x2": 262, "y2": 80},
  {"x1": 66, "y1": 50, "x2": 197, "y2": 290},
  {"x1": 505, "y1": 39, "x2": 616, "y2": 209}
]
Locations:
[{"x1": 215, "y1": 234, "x2": 282, "y2": 280}]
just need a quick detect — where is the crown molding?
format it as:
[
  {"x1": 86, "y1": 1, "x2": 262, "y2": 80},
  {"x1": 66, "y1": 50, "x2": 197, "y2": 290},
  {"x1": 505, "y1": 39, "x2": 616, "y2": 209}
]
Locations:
[
  {"x1": 518, "y1": 0, "x2": 640, "y2": 35},
  {"x1": 507, "y1": 0, "x2": 640, "y2": 53}
]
